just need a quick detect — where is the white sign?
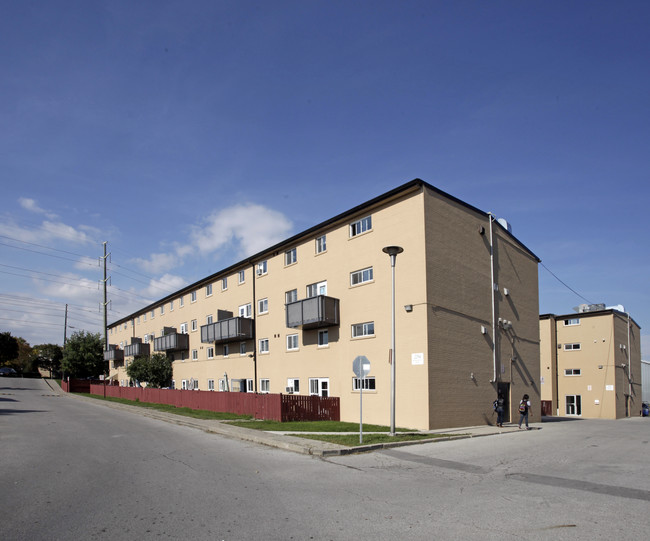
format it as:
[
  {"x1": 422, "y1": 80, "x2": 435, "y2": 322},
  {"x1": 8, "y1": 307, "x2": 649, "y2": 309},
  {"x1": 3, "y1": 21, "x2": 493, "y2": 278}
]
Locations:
[
  {"x1": 606, "y1": 385, "x2": 614, "y2": 391},
  {"x1": 411, "y1": 353, "x2": 424, "y2": 365}
]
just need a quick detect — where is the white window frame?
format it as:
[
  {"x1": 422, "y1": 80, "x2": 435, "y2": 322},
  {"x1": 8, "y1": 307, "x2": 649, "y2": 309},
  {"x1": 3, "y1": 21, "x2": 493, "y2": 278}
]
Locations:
[
  {"x1": 565, "y1": 395, "x2": 582, "y2": 416},
  {"x1": 238, "y1": 270, "x2": 245, "y2": 284},
  {"x1": 150, "y1": 310, "x2": 155, "y2": 319},
  {"x1": 287, "y1": 378, "x2": 300, "y2": 394},
  {"x1": 353, "y1": 377, "x2": 376, "y2": 391},
  {"x1": 259, "y1": 338, "x2": 269, "y2": 354},
  {"x1": 315, "y1": 235, "x2": 326, "y2": 254},
  {"x1": 206, "y1": 314, "x2": 213, "y2": 325},
  {"x1": 257, "y1": 260, "x2": 268, "y2": 276},
  {"x1": 222, "y1": 277, "x2": 228, "y2": 290},
  {"x1": 181, "y1": 380, "x2": 188, "y2": 390},
  {"x1": 208, "y1": 379, "x2": 215, "y2": 391},
  {"x1": 191, "y1": 349, "x2": 198, "y2": 361},
  {"x1": 239, "y1": 342, "x2": 247, "y2": 356},
  {"x1": 170, "y1": 300, "x2": 174, "y2": 312},
  {"x1": 287, "y1": 334, "x2": 299, "y2": 351},
  {"x1": 352, "y1": 321, "x2": 375, "y2": 338},
  {"x1": 350, "y1": 215, "x2": 372, "y2": 237},
  {"x1": 143, "y1": 313, "x2": 147, "y2": 322},
  {"x1": 258, "y1": 298, "x2": 268, "y2": 314},
  {"x1": 191, "y1": 291, "x2": 197, "y2": 303},
  {"x1": 206, "y1": 283, "x2": 213, "y2": 297},
  {"x1": 180, "y1": 322, "x2": 187, "y2": 334},
  {"x1": 285, "y1": 247, "x2": 297, "y2": 266},
  {"x1": 179, "y1": 296, "x2": 184, "y2": 307},
  {"x1": 160, "y1": 305, "x2": 165, "y2": 315},
  {"x1": 191, "y1": 319, "x2": 197, "y2": 332},
  {"x1": 564, "y1": 368, "x2": 581, "y2": 376},
  {"x1": 350, "y1": 266, "x2": 373, "y2": 286},
  {"x1": 564, "y1": 343, "x2": 581, "y2": 351},
  {"x1": 219, "y1": 379, "x2": 227, "y2": 392},
  {"x1": 563, "y1": 318, "x2": 580, "y2": 326},
  {"x1": 260, "y1": 379, "x2": 270, "y2": 393},
  {"x1": 239, "y1": 303, "x2": 252, "y2": 318},
  {"x1": 309, "y1": 377, "x2": 329, "y2": 397},
  {"x1": 207, "y1": 347, "x2": 214, "y2": 359},
  {"x1": 285, "y1": 289, "x2": 298, "y2": 304}
]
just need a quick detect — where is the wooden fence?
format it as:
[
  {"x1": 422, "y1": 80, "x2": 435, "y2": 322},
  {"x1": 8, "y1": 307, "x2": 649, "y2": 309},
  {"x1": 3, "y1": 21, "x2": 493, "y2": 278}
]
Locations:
[{"x1": 79, "y1": 382, "x2": 339, "y2": 422}]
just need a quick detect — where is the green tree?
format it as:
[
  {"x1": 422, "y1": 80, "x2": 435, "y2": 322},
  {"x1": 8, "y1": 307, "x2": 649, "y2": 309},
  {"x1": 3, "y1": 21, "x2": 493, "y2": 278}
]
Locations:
[
  {"x1": 33, "y1": 343, "x2": 63, "y2": 378},
  {"x1": 126, "y1": 353, "x2": 173, "y2": 388},
  {"x1": 0, "y1": 332, "x2": 19, "y2": 365},
  {"x1": 61, "y1": 331, "x2": 104, "y2": 379},
  {"x1": 13, "y1": 337, "x2": 34, "y2": 374}
]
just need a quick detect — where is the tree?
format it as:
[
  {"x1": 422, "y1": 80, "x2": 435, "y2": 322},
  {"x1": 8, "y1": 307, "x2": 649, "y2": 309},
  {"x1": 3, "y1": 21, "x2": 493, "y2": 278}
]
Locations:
[
  {"x1": 13, "y1": 337, "x2": 34, "y2": 374},
  {"x1": 126, "y1": 353, "x2": 173, "y2": 388},
  {"x1": 61, "y1": 331, "x2": 104, "y2": 379},
  {"x1": 0, "y1": 332, "x2": 19, "y2": 365},
  {"x1": 33, "y1": 344, "x2": 63, "y2": 378}
]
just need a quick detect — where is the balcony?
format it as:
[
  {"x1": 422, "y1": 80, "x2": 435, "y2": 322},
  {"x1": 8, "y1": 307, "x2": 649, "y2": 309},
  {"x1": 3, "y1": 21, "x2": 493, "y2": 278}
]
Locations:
[
  {"x1": 104, "y1": 345, "x2": 124, "y2": 362},
  {"x1": 201, "y1": 317, "x2": 254, "y2": 344},
  {"x1": 286, "y1": 295, "x2": 340, "y2": 329},
  {"x1": 124, "y1": 341, "x2": 150, "y2": 358},
  {"x1": 153, "y1": 331, "x2": 189, "y2": 352}
]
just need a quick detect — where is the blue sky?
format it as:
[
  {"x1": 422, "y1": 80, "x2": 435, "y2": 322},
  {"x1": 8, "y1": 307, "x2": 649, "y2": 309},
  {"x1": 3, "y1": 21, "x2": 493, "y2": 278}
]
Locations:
[{"x1": 1, "y1": 0, "x2": 648, "y2": 357}]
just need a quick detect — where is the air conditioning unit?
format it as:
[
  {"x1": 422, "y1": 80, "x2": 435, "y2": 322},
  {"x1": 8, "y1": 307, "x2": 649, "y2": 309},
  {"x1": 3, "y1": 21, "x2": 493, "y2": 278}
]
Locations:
[
  {"x1": 256, "y1": 267, "x2": 263, "y2": 276},
  {"x1": 285, "y1": 386, "x2": 294, "y2": 394}
]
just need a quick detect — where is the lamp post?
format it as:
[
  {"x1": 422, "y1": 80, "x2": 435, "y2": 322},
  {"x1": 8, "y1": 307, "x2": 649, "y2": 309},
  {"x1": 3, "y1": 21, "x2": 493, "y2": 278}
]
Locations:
[{"x1": 383, "y1": 245, "x2": 403, "y2": 436}]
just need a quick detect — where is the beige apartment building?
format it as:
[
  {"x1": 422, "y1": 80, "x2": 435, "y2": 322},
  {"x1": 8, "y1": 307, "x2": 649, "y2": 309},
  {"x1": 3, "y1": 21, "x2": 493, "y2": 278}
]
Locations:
[
  {"x1": 540, "y1": 306, "x2": 642, "y2": 419},
  {"x1": 107, "y1": 179, "x2": 541, "y2": 430}
]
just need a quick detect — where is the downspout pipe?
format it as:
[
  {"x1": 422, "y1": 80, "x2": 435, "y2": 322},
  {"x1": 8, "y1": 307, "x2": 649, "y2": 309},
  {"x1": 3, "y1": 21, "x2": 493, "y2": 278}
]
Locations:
[{"x1": 489, "y1": 213, "x2": 497, "y2": 383}]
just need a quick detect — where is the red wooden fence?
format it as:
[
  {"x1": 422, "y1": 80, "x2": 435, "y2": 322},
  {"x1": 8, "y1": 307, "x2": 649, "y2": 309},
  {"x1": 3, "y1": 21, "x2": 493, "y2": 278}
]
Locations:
[{"x1": 79, "y1": 382, "x2": 339, "y2": 422}]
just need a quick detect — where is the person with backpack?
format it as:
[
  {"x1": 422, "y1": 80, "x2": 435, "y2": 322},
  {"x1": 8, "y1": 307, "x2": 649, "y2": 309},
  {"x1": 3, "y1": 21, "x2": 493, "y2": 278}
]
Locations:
[
  {"x1": 493, "y1": 393, "x2": 505, "y2": 427},
  {"x1": 518, "y1": 393, "x2": 531, "y2": 429}
]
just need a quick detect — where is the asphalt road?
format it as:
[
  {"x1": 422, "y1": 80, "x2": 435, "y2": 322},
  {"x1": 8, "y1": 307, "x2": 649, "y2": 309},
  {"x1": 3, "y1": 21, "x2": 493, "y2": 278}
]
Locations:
[{"x1": 1, "y1": 378, "x2": 649, "y2": 540}]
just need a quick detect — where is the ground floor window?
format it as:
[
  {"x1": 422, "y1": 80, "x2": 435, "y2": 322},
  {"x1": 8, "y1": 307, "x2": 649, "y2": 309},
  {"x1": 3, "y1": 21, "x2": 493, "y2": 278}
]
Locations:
[
  {"x1": 219, "y1": 378, "x2": 227, "y2": 392},
  {"x1": 565, "y1": 395, "x2": 582, "y2": 416},
  {"x1": 260, "y1": 379, "x2": 270, "y2": 393},
  {"x1": 287, "y1": 378, "x2": 300, "y2": 393},
  {"x1": 309, "y1": 377, "x2": 329, "y2": 397},
  {"x1": 353, "y1": 377, "x2": 376, "y2": 391},
  {"x1": 181, "y1": 379, "x2": 187, "y2": 390},
  {"x1": 208, "y1": 379, "x2": 215, "y2": 391}
]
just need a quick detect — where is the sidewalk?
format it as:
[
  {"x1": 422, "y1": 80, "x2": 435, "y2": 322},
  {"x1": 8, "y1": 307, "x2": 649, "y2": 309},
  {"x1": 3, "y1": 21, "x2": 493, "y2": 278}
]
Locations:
[{"x1": 45, "y1": 380, "x2": 537, "y2": 456}]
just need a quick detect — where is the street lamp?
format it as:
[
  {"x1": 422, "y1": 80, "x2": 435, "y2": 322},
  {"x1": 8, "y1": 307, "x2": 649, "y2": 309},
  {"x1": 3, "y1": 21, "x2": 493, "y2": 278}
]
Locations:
[{"x1": 383, "y1": 245, "x2": 403, "y2": 436}]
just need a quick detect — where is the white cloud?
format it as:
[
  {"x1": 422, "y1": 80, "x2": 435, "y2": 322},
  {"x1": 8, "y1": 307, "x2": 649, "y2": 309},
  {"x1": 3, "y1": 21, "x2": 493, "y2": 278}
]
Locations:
[
  {"x1": 190, "y1": 203, "x2": 293, "y2": 258},
  {"x1": 141, "y1": 274, "x2": 186, "y2": 298},
  {"x1": 0, "y1": 218, "x2": 94, "y2": 245},
  {"x1": 18, "y1": 197, "x2": 58, "y2": 219},
  {"x1": 132, "y1": 252, "x2": 180, "y2": 275}
]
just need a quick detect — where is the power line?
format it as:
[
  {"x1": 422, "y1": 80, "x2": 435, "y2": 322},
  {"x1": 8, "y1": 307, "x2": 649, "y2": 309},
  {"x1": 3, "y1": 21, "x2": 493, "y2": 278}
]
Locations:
[{"x1": 540, "y1": 262, "x2": 594, "y2": 305}]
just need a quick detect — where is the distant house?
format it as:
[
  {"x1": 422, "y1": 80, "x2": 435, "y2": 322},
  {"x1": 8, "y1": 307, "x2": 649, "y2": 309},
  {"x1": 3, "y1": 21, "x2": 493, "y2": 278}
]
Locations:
[
  {"x1": 540, "y1": 305, "x2": 642, "y2": 418},
  {"x1": 107, "y1": 179, "x2": 540, "y2": 430}
]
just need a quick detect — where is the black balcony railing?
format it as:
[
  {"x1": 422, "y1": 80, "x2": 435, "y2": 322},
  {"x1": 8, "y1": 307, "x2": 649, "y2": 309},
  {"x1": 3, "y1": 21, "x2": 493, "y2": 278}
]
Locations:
[
  {"x1": 201, "y1": 317, "x2": 254, "y2": 344},
  {"x1": 124, "y1": 342, "x2": 151, "y2": 358},
  {"x1": 104, "y1": 346, "x2": 124, "y2": 362},
  {"x1": 286, "y1": 295, "x2": 340, "y2": 329},
  {"x1": 153, "y1": 332, "x2": 189, "y2": 352}
]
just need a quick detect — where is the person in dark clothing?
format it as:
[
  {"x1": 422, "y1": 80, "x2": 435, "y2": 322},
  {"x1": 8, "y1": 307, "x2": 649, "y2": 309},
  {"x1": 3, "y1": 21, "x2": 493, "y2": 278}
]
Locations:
[{"x1": 518, "y1": 393, "x2": 531, "y2": 429}]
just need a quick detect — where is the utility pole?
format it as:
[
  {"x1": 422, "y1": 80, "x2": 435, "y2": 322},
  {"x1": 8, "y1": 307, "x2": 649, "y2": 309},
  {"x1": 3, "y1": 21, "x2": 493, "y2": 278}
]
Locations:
[
  {"x1": 62, "y1": 303, "x2": 68, "y2": 382},
  {"x1": 101, "y1": 242, "x2": 111, "y2": 384}
]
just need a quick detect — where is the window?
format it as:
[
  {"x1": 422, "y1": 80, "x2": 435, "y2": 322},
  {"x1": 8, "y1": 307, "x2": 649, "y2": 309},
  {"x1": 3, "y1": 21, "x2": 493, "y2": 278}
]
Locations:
[
  {"x1": 180, "y1": 322, "x2": 187, "y2": 334},
  {"x1": 206, "y1": 284, "x2": 213, "y2": 296},
  {"x1": 315, "y1": 235, "x2": 326, "y2": 254},
  {"x1": 219, "y1": 379, "x2": 227, "y2": 392},
  {"x1": 207, "y1": 347, "x2": 214, "y2": 359},
  {"x1": 143, "y1": 334, "x2": 149, "y2": 344},
  {"x1": 350, "y1": 266, "x2": 373, "y2": 286},
  {"x1": 181, "y1": 380, "x2": 187, "y2": 390},
  {"x1": 191, "y1": 319, "x2": 197, "y2": 332},
  {"x1": 564, "y1": 318, "x2": 580, "y2": 326},
  {"x1": 285, "y1": 247, "x2": 297, "y2": 265},
  {"x1": 353, "y1": 377, "x2": 376, "y2": 391},
  {"x1": 246, "y1": 379, "x2": 254, "y2": 393},
  {"x1": 566, "y1": 395, "x2": 582, "y2": 416},
  {"x1": 260, "y1": 379, "x2": 270, "y2": 393},
  {"x1": 238, "y1": 270, "x2": 245, "y2": 284},
  {"x1": 151, "y1": 310, "x2": 155, "y2": 319},
  {"x1": 318, "y1": 330, "x2": 329, "y2": 347},
  {"x1": 309, "y1": 378, "x2": 329, "y2": 397},
  {"x1": 259, "y1": 338, "x2": 269, "y2": 354},
  {"x1": 170, "y1": 300, "x2": 174, "y2": 311},
  {"x1": 239, "y1": 303, "x2": 252, "y2": 318},
  {"x1": 191, "y1": 349, "x2": 198, "y2": 361},
  {"x1": 258, "y1": 298, "x2": 268, "y2": 314},
  {"x1": 208, "y1": 379, "x2": 215, "y2": 391},
  {"x1": 285, "y1": 289, "x2": 298, "y2": 304},
  {"x1": 143, "y1": 313, "x2": 146, "y2": 322},
  {"x1": 287, "y1": 378, "x2": 300, "y2": 393},
  {"x1": 287, "y1": 334, "x2": 299, "y2": 351},
  {"x1": 352, "y1": 321, "x2": 375, "y2": 338},
  {"x1": 179, "y1": 296, "x2": 184, "y2": 307},
  {"x1": 223, "y1": 344, "x2": 229, "y2": 357},
  {"x1": 350, "y1": 216, "x2": 372, "y2": 237},
  {"x1": 564, "y1": 343, "x2": 581, "y2": 351},
  {"x1": 564, "y1": 368, "x2": 581, "y2": 376},
  {"x1": 257, "y1": 260, "x2": 267, "y2": 275},
  {"x1": 307, "y1": 280, "x2": 327, "y2": 298},
  {"x1": 239, "y1": 342, "x2": 246, "y2": 355},
  {"x1": 222, "y1": 277, "x2": 228, "y2": 290},
  {"x1": 207, "y1": 314, "x2": 213, "y2": 325},
  {"x1": 191, "y1": 291, "x2": 197, "y2": 302}
]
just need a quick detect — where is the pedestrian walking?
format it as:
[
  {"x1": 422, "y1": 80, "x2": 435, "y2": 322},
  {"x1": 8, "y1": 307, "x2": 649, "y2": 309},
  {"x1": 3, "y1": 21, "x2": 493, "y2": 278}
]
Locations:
[
  {"x1": 518, "y1": 393, "x2": 531, "y2": 429},
  {"x1": 493, "y1": 393, "x2": 505, "y2": 427}
]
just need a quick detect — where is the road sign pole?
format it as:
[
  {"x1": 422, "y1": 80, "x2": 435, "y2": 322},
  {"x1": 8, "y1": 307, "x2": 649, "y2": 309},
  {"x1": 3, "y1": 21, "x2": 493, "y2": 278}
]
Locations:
[{"x1": 360, "y1": 376, "x2": 363, "y2": 444}]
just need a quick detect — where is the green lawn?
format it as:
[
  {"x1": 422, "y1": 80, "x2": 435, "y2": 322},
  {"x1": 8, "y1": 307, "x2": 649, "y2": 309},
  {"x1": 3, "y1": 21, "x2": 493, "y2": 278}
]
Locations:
[
  {"x1": 80, "y1": 394, "x2": 252, "y2": 421},
  {"x1": 294, "y1": 432, "x2": 445, "y2": 446},
  {"x1": 226, "y1": 419, "x2": 413, "y2": 432}
]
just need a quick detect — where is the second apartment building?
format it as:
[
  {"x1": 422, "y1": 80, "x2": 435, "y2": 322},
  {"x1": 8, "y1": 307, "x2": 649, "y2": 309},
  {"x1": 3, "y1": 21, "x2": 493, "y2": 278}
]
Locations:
[{"x1": 107, "y1": 179, "x2": 541, "y2": 430}]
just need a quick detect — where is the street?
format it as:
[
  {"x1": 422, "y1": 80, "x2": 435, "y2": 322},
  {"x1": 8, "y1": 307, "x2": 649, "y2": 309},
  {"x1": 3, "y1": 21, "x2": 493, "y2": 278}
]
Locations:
[{"x1": 1, "y1": 378, "x2": 649, "y2": 540}]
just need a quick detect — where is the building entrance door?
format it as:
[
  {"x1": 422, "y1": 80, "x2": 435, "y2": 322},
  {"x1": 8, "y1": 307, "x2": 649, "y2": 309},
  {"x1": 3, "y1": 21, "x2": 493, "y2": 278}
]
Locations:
[{"x1": 497, "y1": 382, "x2": 510, "y2": 423}]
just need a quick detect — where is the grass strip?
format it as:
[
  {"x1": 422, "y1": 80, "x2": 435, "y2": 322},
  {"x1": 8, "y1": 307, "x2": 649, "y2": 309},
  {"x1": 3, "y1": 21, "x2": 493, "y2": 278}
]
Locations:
[
  {"x1": 226, "y1": 419, "x2": 412, "y2": 432},
  {"x1": 293, "y1": 433, "x2": 445, "y2": 446},
  {"x1": 79, "y1": 393, "x2": 252, "y2": 420}
]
